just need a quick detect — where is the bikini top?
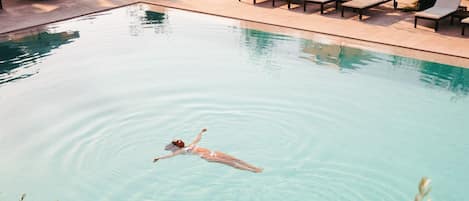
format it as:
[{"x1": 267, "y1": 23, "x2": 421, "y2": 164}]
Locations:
[{"x1": 183, "y1": 144, "x2": 197, "y2": 154}]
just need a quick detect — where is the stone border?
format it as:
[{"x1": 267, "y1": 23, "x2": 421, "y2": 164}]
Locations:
[
  {"x1": 1, "y1": 1, "x2": 468, "y2": 65},
  {"x1": 0, "y1": 1, "x2": 140, "y2": 35},
  {"x1": 142, "y1": 1, "x2": 469, "y2": 63}
]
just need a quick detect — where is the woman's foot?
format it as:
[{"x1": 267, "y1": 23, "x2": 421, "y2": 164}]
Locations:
[{"x1": 252, "y1": 167, "x2": 263, "y2": 173}]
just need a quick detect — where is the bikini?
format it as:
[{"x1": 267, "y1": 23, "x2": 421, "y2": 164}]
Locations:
[
  {"x1": 183, "y1": 144, "x2": 196, "y2": 153},
  {"x1": 210, "y1": 151, "x2": 217, "y2": 157}
]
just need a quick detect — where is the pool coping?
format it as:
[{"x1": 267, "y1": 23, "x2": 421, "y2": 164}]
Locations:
[
  {"x1": 1, "y1": 1, "x2": 469, "y2": 67},
  {"x1": 0, "y1": 1, "x2": 140, "y2": 35}
]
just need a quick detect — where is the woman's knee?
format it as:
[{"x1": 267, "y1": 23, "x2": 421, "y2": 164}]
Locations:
[{"x1": 201, "y1": 155, "x2": 214, "y2": 161}]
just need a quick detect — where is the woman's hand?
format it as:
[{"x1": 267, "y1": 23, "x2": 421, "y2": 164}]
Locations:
[
  {"x1": 202, "y1": 128, "x2": 207, "y2": 132},
  {"x1": 153, "y1": 158, "x2": 159, "y2": 163}
]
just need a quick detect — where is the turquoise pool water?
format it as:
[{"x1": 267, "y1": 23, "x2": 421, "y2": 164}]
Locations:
[{"x1": 1, "y1": 4, "x2": 468, "y2": 201}]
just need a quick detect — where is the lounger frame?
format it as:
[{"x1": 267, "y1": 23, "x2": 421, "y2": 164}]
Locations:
[
  {"x1": 303, "y1": 0, "x2": 339, "y2": 14},
  {"x1": 341, "y1": 0, "x2": 397, "y2": 20},
  {"x1": 414, "y1": 12, "x2": 456, "y2": 32},
  {"x1": 462, "y1": 19, "x2": 468, "y2": 35},
  {"x1": 242, "y1": 0, "x2": 303, "y2": 9},
  {"x1": 414, "y1": 5, "x2": 465, "y2": 32},
  {"x1": 245, "y1": 0, "x2": 339, "y2": 13},
  {"x1": 243, "y1": 0, "x2": 288, "y2": 7},
  {"x1": 273, "y1": 0, "x2": 291, "y2": 8},
  {"x1": 272, "y1": 0, "x2": 339, "y2": 13}
]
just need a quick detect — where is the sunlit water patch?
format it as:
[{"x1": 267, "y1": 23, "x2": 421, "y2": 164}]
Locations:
[{"x1": 1, "y1": 3, "x2": 468, "y2": 201}]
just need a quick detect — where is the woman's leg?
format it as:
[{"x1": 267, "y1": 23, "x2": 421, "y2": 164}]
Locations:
[
  {"x1": 215, "y1": 152, "x2": 262, "y2": 172},
  {"x1": 201, "y1": 154, "x2": 262, "y2": 173}
]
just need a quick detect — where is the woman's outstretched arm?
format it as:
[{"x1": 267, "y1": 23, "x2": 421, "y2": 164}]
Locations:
[
  {"x1": 153, "y1": 149, "x2": 185, "y2": 163},
  {"x1": 189, "y1": 128, "x2": 207, "y2": 146}
]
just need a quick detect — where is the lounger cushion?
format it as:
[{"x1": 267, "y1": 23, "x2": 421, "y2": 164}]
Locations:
[
  {"x1": 341, "y1": 0, "x2": 389, "y2": 9},
  {"x1": 415, "y1": 0, "x2": 461, "y2": 19},
  {"x1": 462, "y1": 17, "x2": 469, "y2": 24},
  {"x1": 415, "y1": 7, "x2": 456, "y2": 19},
  {"x1": 433, "y1": 0, "x2": 460, "y2": 10}
]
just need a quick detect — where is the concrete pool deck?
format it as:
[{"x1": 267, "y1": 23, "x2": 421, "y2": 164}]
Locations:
[{"x1": 0, "y1": 0, "x2": 468, "y2": 67}]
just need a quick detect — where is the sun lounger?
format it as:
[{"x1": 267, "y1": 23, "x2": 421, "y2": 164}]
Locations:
[
  {"x1": 242, "y1": 0, "x2": 293, "y2": 9},
  {"x1": 341, "y1": 0, "x2": 397, "y2": 20},
  {"x1": 248, "y1": 0, "x2": 336, "y2": 11},
  {"x1": 303, "y1": 0, "x2": 339, "y2": 14},
  {"x1": 414, "y1": 0, "x2": 461, "y2": 32}
]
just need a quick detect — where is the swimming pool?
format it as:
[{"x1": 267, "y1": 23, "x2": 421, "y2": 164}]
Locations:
[{"x1": 1, "y1": 3, "x2": 468, "y2": 201}]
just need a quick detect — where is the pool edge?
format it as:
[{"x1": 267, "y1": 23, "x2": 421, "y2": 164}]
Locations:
[{"x1": 1, "y1": 1, "x2": 468, "y2": 67}]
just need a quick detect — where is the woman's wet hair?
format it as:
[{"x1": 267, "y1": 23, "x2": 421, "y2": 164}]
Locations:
[{"x1": 172, "y1": 139, "x2": 185, "y2": 148}]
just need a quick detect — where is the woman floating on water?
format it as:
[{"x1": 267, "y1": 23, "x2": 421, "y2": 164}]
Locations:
[{"x1": 153, "y1": 128, "x2": 263, "y2": 173}]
